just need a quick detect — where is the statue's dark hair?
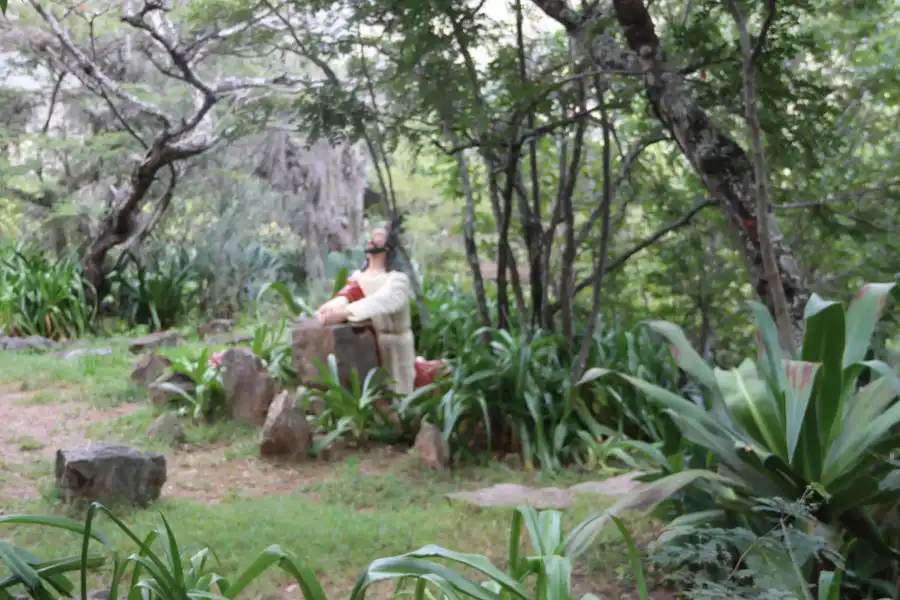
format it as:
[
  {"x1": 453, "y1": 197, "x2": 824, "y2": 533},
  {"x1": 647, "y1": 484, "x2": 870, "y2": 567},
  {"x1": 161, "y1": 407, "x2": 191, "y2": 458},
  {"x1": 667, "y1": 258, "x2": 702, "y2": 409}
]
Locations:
[
  {"x1": 384, "y1": 215, "x2": 406, "y2": 272},
  {"x1": 361, "y1": 214, "x2": 408, "y2": 273}
]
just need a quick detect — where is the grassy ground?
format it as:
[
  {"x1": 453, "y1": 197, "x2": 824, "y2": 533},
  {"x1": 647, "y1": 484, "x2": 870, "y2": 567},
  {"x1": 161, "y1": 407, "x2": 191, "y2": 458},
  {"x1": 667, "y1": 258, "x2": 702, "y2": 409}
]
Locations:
[{"x1": 0, "y1": 338, "x2": 666, "y2": 600}]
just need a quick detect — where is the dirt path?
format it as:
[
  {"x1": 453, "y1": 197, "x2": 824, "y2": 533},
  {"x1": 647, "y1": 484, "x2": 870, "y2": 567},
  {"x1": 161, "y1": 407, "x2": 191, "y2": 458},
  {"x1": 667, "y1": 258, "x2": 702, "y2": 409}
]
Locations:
[{"x1": 0, "y1": 382, "x2": 403, "y2": 504}]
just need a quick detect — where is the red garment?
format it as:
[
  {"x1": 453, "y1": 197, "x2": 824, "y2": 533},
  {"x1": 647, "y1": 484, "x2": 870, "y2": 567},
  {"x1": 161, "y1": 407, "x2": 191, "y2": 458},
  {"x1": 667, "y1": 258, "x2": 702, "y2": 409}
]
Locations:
[
  {"x1": 414, "y1": 359, "x2": 447, "y2": 388},
  {"x1": 334, "y1": 280, "x2": 446, "y2": 390}
]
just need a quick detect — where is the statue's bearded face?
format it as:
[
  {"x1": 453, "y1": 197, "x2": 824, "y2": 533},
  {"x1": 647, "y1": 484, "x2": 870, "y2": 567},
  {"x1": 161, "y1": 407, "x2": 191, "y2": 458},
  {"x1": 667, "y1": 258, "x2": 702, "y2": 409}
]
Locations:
[{"x1": 366, "y1": 227, "x2": 389, "y2": 254}]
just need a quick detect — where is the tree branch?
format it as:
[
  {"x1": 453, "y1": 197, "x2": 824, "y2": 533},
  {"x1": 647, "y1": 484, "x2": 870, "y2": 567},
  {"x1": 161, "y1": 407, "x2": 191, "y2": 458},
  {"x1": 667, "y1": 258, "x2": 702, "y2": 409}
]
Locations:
[
  {"x1": 575, "y1": 131, "x2": 666, "y2": 245},
  {"x1": 549, "y1": 198, "x2": 717, "y2": 313}
]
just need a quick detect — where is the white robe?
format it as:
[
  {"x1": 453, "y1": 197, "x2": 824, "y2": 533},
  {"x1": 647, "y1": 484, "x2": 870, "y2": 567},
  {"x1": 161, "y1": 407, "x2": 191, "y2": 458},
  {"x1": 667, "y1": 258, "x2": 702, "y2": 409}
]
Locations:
[{"x1": 324, "y1": 270, "x2": 416, "y2": 394}]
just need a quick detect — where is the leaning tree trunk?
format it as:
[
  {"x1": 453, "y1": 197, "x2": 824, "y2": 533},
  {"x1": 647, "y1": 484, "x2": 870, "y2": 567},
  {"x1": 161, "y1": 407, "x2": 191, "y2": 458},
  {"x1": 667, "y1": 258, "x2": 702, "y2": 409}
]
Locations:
[
  {"x1": 610, "y1": 0, "x2": 809, "y2": 336},
  {"x1": 80, "y1": 141, "x2": 181, "y2": 299},
  {"x1": 530, "y1": 0, "x2": 810, "y2": 337}
]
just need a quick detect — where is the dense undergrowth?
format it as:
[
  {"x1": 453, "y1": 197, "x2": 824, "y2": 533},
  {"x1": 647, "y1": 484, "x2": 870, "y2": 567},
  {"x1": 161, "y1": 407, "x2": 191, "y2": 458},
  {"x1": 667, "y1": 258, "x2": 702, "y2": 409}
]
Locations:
[{"x1": 1, "y1": 240, "x2": 900, "y2": 599}]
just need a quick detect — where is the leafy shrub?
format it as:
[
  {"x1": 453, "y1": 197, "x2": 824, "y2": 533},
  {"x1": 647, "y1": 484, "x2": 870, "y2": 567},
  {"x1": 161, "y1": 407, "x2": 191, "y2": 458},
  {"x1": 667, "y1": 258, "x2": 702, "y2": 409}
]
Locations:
[
  {"x1": 308, "y1": 356, "x2": 398, "y2": 453},
  {"x1": 106, "y1": 247, "x2": 204, "y2": 331},
  {"x1": 412, "y1": 276, "x2": 485, "y2": 359},
  {"x1": 157, "y1": 347, "x2": 227, "y2": 420},
  {"x1": 404, "y1": 321, "x2": 680, "y2": 471},
  {"x1": 652, "y1": 495, "x2": 846, "y2": 600},
  {"x1": 0, "y1": 242, "x2": 95, "y2": 339},
  {"x1": 249, "y1": 318, "x2": 298, "y2": 388},
  {"x1": 584, "y1": 282, "x2": 900, "y2": 595}
]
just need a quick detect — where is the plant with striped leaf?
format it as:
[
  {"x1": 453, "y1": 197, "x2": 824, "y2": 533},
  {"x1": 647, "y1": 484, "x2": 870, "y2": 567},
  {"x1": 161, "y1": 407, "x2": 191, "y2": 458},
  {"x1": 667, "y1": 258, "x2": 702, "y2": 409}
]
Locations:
[{"x1": 577, "y1": 282, "x2": 900, "y2": 595}]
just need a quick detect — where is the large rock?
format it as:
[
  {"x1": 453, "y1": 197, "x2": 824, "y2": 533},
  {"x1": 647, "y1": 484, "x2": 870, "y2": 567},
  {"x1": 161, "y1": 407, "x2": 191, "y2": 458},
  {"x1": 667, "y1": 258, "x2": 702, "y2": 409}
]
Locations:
[
  {"x1": 291, "y1": 319, "x2": 379, "y2": 388},
  {"x1": 0, "y1": 335, "x2": 54, "y2": 352},
  {"x1": 259, "y1": 391, "x2": 310, "y2": 459},
  {"x1": 445, "y1": 473, "x2": 648, "y2": 510},
  {"x1": 220, "y1": 348, "x2": 276, "y2": 426},
  {"x1": 129, "y1": 331, "x2": 182, "y2": 354},
  {"x1": 55, "y1": 444, "x2": 166, "y2": 507},
  {"x1": 131, "y1": 354, "x2": 172, "y2": 386},
  {"x1": 410, "y1": 421, "x2": 449, "y2": 469}
]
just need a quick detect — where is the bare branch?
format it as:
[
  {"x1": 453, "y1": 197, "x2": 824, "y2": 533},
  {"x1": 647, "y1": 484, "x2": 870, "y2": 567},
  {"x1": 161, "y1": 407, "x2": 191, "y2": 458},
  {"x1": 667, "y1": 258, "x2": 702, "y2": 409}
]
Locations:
[
  {"x1": 576, "y1": 131, "x2": 666, "y2": 245},
  {"x1": 28, "y1": 0, "x2": 174, "y2": 128},
  {"x1": 550, "y1": 198, "x2": 717, "y2": 313}
]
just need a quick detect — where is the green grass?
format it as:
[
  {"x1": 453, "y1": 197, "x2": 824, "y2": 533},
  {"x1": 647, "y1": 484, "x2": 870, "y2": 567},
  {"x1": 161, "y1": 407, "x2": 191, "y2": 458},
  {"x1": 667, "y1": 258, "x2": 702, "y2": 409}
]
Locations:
[
  {"x1": 0, "y1": 335, "x2": 659, "y2": 599},
  {"x1": 0, "y1": 340, "x2": 142, "y2": 408},
  {"x1": 1, "y1": 461, "x2": 653, "y2": 597}
]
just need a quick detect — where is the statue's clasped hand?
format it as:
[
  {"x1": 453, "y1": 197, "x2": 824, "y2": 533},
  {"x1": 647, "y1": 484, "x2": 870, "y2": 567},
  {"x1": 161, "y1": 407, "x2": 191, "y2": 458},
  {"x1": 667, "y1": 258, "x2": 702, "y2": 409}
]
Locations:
[{"x1": 315, "y1": 305, "x2": 350, "y2": 326}]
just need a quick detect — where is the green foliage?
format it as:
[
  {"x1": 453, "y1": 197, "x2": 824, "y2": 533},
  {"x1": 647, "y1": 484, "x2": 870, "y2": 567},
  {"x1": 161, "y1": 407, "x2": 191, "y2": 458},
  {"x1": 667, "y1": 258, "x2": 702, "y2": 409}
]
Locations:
[
  {"x1": 0, "y1": 243, "x2": 95, "y2": 340},
  {"x1": 405, "y1": 277, "x2": 681, "y2": 470},
  {"x1": 0, "y1": 514, "x2": 109, "y2": 600},
  {"x1": 0, "y1": 504, "x2": 325, "y2": 600},
  {"x1": 581, "y1": 282, "x2": 900, "y2": 592},
  {"x1": 249, "y1": 318, "x2": 298, "y2": 387},
  {"x1": 255, "y1": 282, "x2": 314, "y2": 319},
  {"x1": 652, "y1": 496, "x2": 847, "y2": 600},
  {"x1": 0, "y1": 502, "x2": 654, "y2": 600},
  {"x1": 308, "y1": 355, "x2": 398, "y2": 453},
  {"x1": 106, "y1": 248, "x2": 204, "y2": 331},
  {"x1": 157, "y1": 348, "x2": 227, "y2": 421}
]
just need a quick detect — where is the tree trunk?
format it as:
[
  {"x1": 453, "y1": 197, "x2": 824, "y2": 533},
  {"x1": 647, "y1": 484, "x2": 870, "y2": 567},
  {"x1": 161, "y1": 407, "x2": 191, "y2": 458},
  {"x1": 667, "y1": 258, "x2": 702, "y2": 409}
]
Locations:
[
  {"x1": 728, "y1": 0, "x2": 796, "y2": 353},
  {"x1": 453, "y1": 143, "x2": 492, "y2": 328},
  {"x1": 80, "y1": 142, "x2": 177, "y2": 298},
  {"x1": 529, "y1": 0, "x2": 810, "y2": 333},
  {"x1": 609, "y1": 0, "x2": 808, "y2": 334}
]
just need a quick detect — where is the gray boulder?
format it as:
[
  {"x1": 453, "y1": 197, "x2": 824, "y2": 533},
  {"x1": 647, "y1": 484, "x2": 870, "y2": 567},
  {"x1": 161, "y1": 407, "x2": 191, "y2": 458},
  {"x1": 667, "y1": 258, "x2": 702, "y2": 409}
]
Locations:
[
  {"x1": 55, "y1": 444, "x2": 166, "y2": 507},
  {"x1": 291, "y1": 319, "x2": 379, "y2": 389},
  {"x1": 259, "y1": 391, "x2": 309, "y2": 459},
  {"x1": 220, "y1": 348, "x2": 276, "y2": 426},
  {"x1": 53, "y1": 347, "x2": 113, "y2": 360},
  {"x1": 1, "y1": 335, "x2": 54, "y2": 351},
  {"x1": 147, "y1": 373, "x2": 196, "y2": 408},
  {"x1": 197, "y1": 318, "x2": 234, "y2": 338}
]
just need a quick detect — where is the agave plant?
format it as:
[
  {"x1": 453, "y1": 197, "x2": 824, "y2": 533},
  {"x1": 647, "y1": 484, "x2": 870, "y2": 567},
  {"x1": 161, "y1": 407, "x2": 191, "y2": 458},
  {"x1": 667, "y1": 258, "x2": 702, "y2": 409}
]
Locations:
[
  {"x1": 578, "y1": 283, "x2": 900, "y2": 587},
  {"x1": 0, "y1": 514, "x2": 109, "y2": 600}
]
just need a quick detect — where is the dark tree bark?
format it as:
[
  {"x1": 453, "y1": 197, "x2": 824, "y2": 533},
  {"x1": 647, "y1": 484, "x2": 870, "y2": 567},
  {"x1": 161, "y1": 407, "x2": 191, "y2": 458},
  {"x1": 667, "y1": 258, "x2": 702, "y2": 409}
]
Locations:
[
  {"x1": 452, "y1": 134, "x2": 492, "y2": 328},
  {"x1": 530, "y1": 0, "x2": 811, "y2": 332},
  {"x1": 514, "y1": 0, "x2": 546, "y2": 329}
]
